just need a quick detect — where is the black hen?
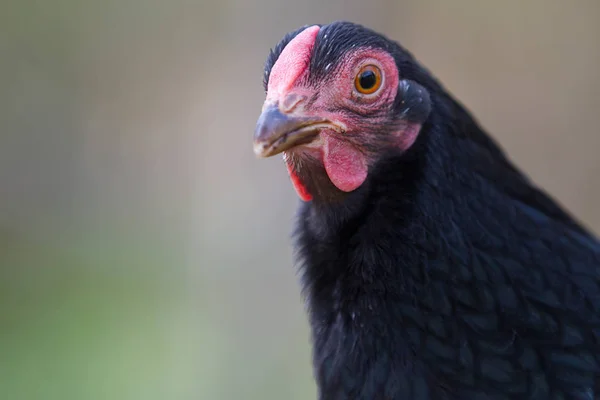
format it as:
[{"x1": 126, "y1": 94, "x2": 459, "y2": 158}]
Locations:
[{"x1": 253, "y1": 21, "x2": 600, "y2": 399}]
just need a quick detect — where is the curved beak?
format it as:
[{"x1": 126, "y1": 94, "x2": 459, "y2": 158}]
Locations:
[{"x1": 253, "y1": 104, "x2": 335, "y2": 158}]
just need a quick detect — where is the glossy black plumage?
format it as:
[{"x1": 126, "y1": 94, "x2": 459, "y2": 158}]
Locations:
[{"x1": 264, "y1": 21, "x2": 600, "y2": 399}]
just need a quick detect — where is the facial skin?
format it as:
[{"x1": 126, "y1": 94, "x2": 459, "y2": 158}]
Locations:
[{"x1": 254, "y1": 25, "x2": 429, "y2": 203}]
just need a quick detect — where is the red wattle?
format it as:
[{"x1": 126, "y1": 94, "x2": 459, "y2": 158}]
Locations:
[
  {"x1": 323, "y1": 136, "x2": 367, "y2": 193},
  {"x1": 286, "y1": 162, "x2": 313, "y2": 201}
]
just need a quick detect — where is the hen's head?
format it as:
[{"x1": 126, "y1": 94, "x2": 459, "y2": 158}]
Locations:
[{"x1": 254, "y1": 21, "x2": 433, "y2": 202}]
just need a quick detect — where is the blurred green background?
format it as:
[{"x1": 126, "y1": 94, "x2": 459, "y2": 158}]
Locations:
[{"x1": 1, "y1": 1, "x2": 599, "y2": 399}]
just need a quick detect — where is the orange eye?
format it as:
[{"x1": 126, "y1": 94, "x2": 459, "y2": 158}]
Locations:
[{"x1": 354, "y1": 65, "x2": 382, "y2": 95}]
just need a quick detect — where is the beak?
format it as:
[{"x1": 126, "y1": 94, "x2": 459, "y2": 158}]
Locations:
[{"x1": 253, "y1": 104, "x2": 335, "y2": 158}]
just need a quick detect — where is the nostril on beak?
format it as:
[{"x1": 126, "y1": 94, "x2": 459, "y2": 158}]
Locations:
[{"x1": 280, "y1": 93, "x2": 307, "y2": 113}]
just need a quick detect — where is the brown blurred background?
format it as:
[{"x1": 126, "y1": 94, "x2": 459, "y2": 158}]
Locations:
[{"x1": 1, "y1": 1, "x2": 599, "y2": 399}]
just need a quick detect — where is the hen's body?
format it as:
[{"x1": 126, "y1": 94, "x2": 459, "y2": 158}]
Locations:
[
  {"x1": 255, "y1": 21, "x2": 600, "y2": 399},
  {"x1": 297, "y1": 116, "x2": 600, "y2": 399}
]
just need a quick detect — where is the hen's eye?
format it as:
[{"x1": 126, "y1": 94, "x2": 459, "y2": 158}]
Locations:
[{"x1": 355, "y1": 65, "x2": 382, "y2": 95}]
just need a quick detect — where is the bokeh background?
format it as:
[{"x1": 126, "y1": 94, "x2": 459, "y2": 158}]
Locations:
[{"x1": 1, "y1": 1, "x2": 599, "y2": 399}]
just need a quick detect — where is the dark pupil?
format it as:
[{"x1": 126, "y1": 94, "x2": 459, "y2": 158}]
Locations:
[{"x1": 359, "y1": 70, "x2": 377, "y2": 89}]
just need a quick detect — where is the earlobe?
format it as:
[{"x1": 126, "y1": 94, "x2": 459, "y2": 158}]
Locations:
[
  {"x1": 397, "y1": 79, "x2": 431, "y2": 124},
  {"x1": 395, "y1": 123, "x2": 422, "y2": 152}
]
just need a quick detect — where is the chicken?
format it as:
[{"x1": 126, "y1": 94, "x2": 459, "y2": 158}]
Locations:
[{"x1": 253, "y1": 21, "x2": 600, "y2": 399}]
